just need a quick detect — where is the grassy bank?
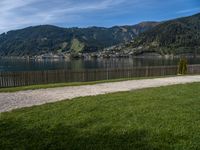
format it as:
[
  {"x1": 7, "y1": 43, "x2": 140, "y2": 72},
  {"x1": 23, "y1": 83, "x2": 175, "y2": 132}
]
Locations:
[
  {"x1": 1, "y1": 83, "x2": 200, "y2": 149},
  {"x1": 0, "y1": 75, "x2": 175, "y2": 93}
]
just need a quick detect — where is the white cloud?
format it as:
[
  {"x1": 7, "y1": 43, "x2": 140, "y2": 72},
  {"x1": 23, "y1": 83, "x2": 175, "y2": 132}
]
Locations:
[
  {"x1": 0, "y1": 0, "x2": 127, "y2": 33},
  {"x1": 177, "y1": 7, "x2": 200, "y2": 14},
  {"x1": 0, "y1": 0, "x2": 197, "y2": 33}
]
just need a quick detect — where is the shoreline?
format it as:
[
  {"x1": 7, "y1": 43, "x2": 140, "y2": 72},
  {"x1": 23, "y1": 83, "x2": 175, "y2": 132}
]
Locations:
[{"x1": 0, "y1": 53, "x2": 199, "y2": 60}]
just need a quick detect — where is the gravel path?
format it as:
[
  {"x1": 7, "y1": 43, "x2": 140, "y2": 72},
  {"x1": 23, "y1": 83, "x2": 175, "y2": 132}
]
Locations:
[{"x1": 1, "y1": 75, "x2": 200, "y2": 113}]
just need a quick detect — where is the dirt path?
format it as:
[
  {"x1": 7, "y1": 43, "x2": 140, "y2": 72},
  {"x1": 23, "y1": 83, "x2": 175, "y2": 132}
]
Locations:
[{"x1": 1, "y1": 75, "x2": 200, "y2": 113}]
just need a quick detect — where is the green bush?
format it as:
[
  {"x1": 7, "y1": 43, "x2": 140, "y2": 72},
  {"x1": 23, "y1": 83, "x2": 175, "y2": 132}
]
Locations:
[{"x1": 178, "y1": 58, "x2": 188, "y2": 75}]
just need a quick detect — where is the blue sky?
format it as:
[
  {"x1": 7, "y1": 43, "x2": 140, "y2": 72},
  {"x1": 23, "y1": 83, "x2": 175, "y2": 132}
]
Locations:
[{"x1": 0, "y1": 0, "x2": 200, "y2": 33}]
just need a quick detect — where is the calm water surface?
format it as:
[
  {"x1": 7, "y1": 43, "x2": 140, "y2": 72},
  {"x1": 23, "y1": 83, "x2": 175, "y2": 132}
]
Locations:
[{"x1": 0, "y1": 57, "x2": 200, "y2": 72}]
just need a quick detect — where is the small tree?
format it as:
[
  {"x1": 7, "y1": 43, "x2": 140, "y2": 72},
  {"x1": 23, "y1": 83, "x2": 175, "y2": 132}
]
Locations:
[{"x1": 178, "y1": 58, "x2": 188, "y2": 75}]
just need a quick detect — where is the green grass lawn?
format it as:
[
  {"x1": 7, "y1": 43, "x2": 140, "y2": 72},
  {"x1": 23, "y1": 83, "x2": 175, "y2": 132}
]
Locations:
[{"x1": 1, "y1": 83, "x2": 200, "y2": 149}]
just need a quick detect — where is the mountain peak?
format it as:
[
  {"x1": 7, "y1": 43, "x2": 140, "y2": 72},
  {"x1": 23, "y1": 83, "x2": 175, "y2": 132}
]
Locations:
[
  {"x1": 0, "y1": 22, "x2": 158, "y2": 56},
  {"x1": 114, "y1": 12, "x2": 200, "y2": 56}
]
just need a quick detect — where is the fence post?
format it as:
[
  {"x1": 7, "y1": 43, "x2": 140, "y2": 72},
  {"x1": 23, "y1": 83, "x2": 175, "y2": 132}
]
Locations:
[
  {"x1": 145, "y1": 66, "x2": 149, "y2": 77},
  {"x1": 106, "y1": 68, "x2": 109, "y2": 80}
]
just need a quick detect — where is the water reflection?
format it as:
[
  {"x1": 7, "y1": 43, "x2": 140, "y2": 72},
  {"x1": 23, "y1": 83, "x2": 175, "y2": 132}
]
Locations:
[{"x1": 0, "y1": 57, "x2": 200, "y2": 72}]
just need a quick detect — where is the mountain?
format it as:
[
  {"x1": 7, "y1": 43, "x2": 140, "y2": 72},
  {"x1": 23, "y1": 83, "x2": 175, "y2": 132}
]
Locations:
[
  {"x1": 0, "y1": 22, "x2": 158, "y2": 56},
  {"x1": 115, "y1": 13, "x2": 200, "y2": 56}
]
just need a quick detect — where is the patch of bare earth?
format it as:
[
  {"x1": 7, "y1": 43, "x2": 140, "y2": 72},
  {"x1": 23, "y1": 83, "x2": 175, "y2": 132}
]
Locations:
[{"x1": 1, "y1": 75, "x2": 200, "y2": 113}]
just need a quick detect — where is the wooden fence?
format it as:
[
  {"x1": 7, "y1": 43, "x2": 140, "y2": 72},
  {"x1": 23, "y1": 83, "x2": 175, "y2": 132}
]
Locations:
[{"x1": 0, "y1": 65, "x2": 200, "y2": 88}]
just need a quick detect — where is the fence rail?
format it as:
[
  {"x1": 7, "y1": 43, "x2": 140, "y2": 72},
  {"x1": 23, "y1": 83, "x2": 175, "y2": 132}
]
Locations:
[{"x1": 0, "y1": 65, "x2": 200, "y2": 88}]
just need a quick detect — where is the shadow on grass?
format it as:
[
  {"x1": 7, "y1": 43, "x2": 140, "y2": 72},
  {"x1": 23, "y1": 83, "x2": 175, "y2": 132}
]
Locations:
[{"x1": 0, "y1": 119, "x2": 186, "y2": 150}]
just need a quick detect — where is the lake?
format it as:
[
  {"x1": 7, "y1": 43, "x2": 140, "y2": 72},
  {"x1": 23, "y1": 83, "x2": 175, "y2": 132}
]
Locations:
[{"x1": 1, "y1": 57, "x2": 200, "y2": 72}]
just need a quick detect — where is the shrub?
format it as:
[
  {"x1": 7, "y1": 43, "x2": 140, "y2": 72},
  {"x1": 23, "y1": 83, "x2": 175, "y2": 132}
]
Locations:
[{"x1": 178, "y1": 58, "x2": 188, "y2": 75}]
